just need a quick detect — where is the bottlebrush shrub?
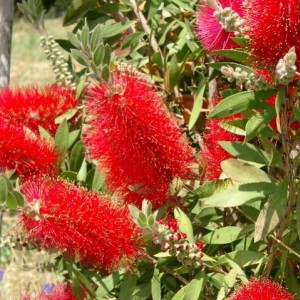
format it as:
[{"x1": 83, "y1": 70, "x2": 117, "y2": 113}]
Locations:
[
  {"x1": 83, "y1": 65, "x2": 196, "y2": 208},
  {"x1": 201, "y1": 116, "x2": 243, "y2": 180},
  {"x1": 20, "y1": 177, "x2": 142, "y2": 272},
  {"x1": 195, "y1": 0, "x2": 244, "y2": 52},
  {"x1": 229, "y1": 277, "x2": 295, "y2": 300},
  {"x1": 0, "y1": 114, "x2": 58, "y2": 179},
  {"x1": 0, "y1": 85, "x2": 78, "y2": 135},
  {"x1": 244, "y1": 0, "x2": 300, "y2": 69},
  {"x1": 21, "y1": 283, "x2": 85, "y2": 300}
]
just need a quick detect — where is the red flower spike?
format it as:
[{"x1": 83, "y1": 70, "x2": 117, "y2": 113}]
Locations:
[
  {"x1": 167, "y1": 218, "x2": 179, "y2": 232},
  {"x1": 20, "y1": 177, "x2": 142, "y2": 273},
  {"x1": 201, "y1": 116, "x2": 243, "y2": 180},
  {"x1": 229, "y1": 277, "x2": 295, "y2": 300},
  {"x1": 21, "y1": 283, "x2": 86, "y2": 300},
  {"x1": 0, "y1": 85, "x2": 78, "y2": 134},
  {"x1": 83, "y1": 66, "x2": 196, "y2": 208},
  {"x1": 0, "y1": 115, "x2": 58, "y2": 179},
  {"x1": 195, "y1": 0, "x2": 244, "y2": 52},
  {"x1": 244, "y1": 0, "x2": 300, "y2": 69}
]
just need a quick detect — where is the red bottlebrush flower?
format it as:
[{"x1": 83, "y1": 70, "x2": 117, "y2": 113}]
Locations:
[
  {"x1": 195, "y1": 0, "x2": 244, "y2": 52},
  {"x1": 21, "y1": 283, "x2": 85, "y2": 300},
  {"x1": 244, "y1": 0, "x2": 300, "y2": 69},
  {"x1": 0, "y1": 115, "x2": 58, "y2": 179},
  {"x1": 0, "y1": 85, "x2": 78, "y2": 134},
  {"x1": 201, "y1": 116, "x2": 243, "y2": 180},
  {"x1": 229, "y1": 277, "x2": 295, "y2": 300},
  {"x1": 83, "y1": 66, "x2": 195, "y2": 208},
  {"x1": 20, "y1": 177, "x2": 142, "y2": 272}
]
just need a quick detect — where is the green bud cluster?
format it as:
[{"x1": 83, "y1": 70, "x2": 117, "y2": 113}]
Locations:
[
  {"x1": 40, "y1": 35, "x2": 74, "y2": 88},
  {"x1": 221, "y1": 65, "x2": 270, "y2": 90},
  {"x1": 213, "y1": 6, "x2": 247, "y2": 37},
  {"x1": 275, "y1": 47, "x2": 297, "y2": 85}
]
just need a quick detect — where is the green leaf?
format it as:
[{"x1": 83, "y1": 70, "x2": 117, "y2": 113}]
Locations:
[
  {"x1": 174, "y1": 207, "x2": 194, "y2": 243},
  {"x1": 172, "y1": 271, "x2": 205, "y2": 300},
  {"x1": 221, "y1": 159, "x2": 276, "y2": 184},
  {"x1": 0, "y1": 177, "x2": 8, "y2": 203},
  {"x1": 70, "y1": 141, "x2": 84, "y2": 172},
  {"x1": 223, "y1": 250, "x2": 265, "y2": 267},
  {"x1": 209, "y1": 90, "x2": 275, "y2": 119},
  {"x1": 103, "y1": 45, "x2": 111, "y2": 66},
  {"x1": 119, "y1": 275, "x2": 137, "y2": 300},
  {"x1": 254, "y1": 177, "x2": 289, "y2": 242},
  {"x1": 204, "y1": 182, "x2": 277, "y2": 208},
  {"x1": 55, "y1": 109, "x2": 78, "y2": 124},
  {"x1": 38, "y1": 126, "x2": 53, "y2": 141},
  {"x1": 101, "y1": 21, "x2": 136, "y2": 38},
  {"x1": 92, "y1": 168, "x2": 105, "y2": 191},
  {"x1": 297, "y1": 190, "x2": 300, "y2": 241},
  {"x1": 167, "y1": 54, "x2": 179, "y2": 92},
  {"x1": 213, "y1": 49, "x2": 249, "y2": 63},
  {"x1": 68, "y1": 130, "x2": 80, "y2": 149},
  {"x1": 13, "y1": 191, "x2": 25, "y2": 207},
  {"x1": 76, "y1": 73, "x2": 86, "y2": 99},
  {"x1": 80, "y1": 24, "x2": 90, "y2": 49},
  {"x1": 63, "y1": 0, "x2": 98, "y2": 26},
  {"x1": 151, "y1": 268, "x2": 161, "y2": 300},
  {"x1": 93, "y1": 44, "x2": 104, "y2": 66},
  {"x1": 6, "y1": 192, "x2": 18, "y2": 210},
  {"x1": 202, "y1": 226, "x2": 243, "y2": 244},
  {"x1": 128, "y1": 204, "x2": 140, "y2": 221},
  {"x1": 188, "y1": 76, "x2": 206, "y2": 130},
  {"x1": 101, "y1": 65, "x2": 110, "y2": 82},
  {"x1": 90, "y1": 25, "x2": 103, "y2": 51},
  {"x1": 77, "y1": 159, "x2": 87, "y2": 182},
  {"x1": 55, "y1": 119, "x2": 69, "y2": 156},
  {"x1": 275, "y1": 86, "x2": 286, "y2": 133},
  {"x1": 71, "y1": 49, "x2": 90, "y2": 66},
  {"x1": 68, "y1": 32, "x2": 81, "y2": 48},
  {"x1": 72, "y1": 267, "x2": 96, "y2": 298},
  {"x1": 121, "y1": 32, "x2": 145, "y2": 49},
  {"x1": 245, "y1": 107, "x2": 276, "y2": 142},
  {"x1": 231, "y1": 37, "x2": 250, "y2": 47},
  {"x1": 60, "y1": 171, "x2": 78, "y2": 181},
  {"x1": 219, "y1": 142, "x2": 271, "y2": 166}
]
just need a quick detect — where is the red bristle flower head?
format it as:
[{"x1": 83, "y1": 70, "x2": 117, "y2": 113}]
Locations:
[
  {"x1": 195, "y1": 0, "x2": 244, "y2": 52},
  {"x1": 21, "y1": 283, "x2": 86, "y2": 300},
  {"x1": 83, "y1": 65, "x2": 196, "y2": 208},
  {"x1": 0, "y1": 114, "x2": 58, "y2": 179},
  {"x1": 0, "y1": 85, "x2": 78, "y2": 134},
  {"x1": 20, "y1": 177, "x2": 142, "y2": 273},
  {"x1": 244, "y1": 0, "x2": 300, "y2": 69},
  {"x1": 229, "y1": 277, "x2": 295, "y2": 300},
  {"x1": 201, "y1": 115, "x2": 243, "y2": 180}
]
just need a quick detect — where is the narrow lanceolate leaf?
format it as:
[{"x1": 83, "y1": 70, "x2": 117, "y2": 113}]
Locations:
[
  {"x1": 90, "y1": 25, "x2": 103, "y2": 51},
  {"x1": 174, "y1": 207, "x2": 194, "y2": 243},
  {"x1": 71, "y1": 49, "x2": 90, "y2": 67},
  {"x1": 221, "y1": 159, "x2": 276, "y2": 184},
  {"x1": 0, "y1": 177, "x2": 8, "y2": 203},
  {"x1": 204, "y1": 182, "x2": 277, "y2": 208},
  {"x1": 202, "y1": 226, "x2": 243, "y2": 244},
  {"x1": 188, "y1": 76, "x2": 206, "y2": 130},
  {"x1": 6, "y1": 192, "x2": 18, "y2": 210},
  {"x1": 209, "y1": 90, "x2": 275, "y2": 119},
  {"x1": 213, "y1": 49, "x2": 250, "y2": 63},
  {"x1": 254, "y1": 177, "x2": 289, "y2": 242},
  {"x1": 245, "y1": 107, "x2": 276, "y2": 142},
  {"x1": 151, "y1": 268, "x2": 161, "y2": 300},
  {"x1": 219, "y1": 142, "x2": 271, "y2": 166},
  {"x1": 172, "y1": 271, "x2": 206, "y2": 300},
  {"x1": 275, "y1": 86, "x2": 286, "y2": 133}
]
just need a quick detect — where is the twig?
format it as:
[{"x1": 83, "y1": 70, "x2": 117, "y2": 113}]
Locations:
[
  {"x1": 128, "y1": 0, "x2": 162, "y2": 56},
  {"x1": 263, "y1": 90, "x2": 297, "y2": 277},
  {"x1": 142, "y1": 253, "x2": 189, "y2": 285}
]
